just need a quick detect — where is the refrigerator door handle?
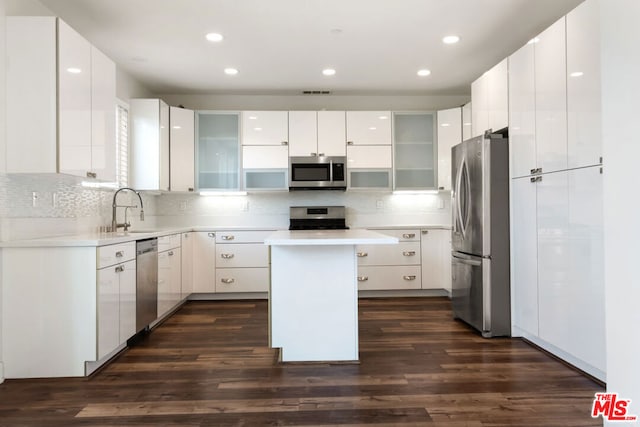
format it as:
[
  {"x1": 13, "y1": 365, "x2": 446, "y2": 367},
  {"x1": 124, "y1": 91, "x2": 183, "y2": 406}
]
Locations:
[
  {"x1": 454, "y1": 158, "x2": 465, "y2": 237},
  {"x1": 456, "y1": 158, "x2": 471, "y2": 239},
  {"x1": 452, "y1": 252, "x2": 482, "y2": 266}
]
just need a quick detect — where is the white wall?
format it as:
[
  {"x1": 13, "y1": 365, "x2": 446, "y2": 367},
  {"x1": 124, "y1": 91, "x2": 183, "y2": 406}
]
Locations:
[
  {"x1": 601, "y1": 0, "x2": 640, "y2": 423},
  {"x1": 158, "y1": 93, "x2": 469, "y2": 112},
  {"x1": 5, "y1": 0, "x2": 52, "y2": 15},
  {"x1": 116, "y1": 67, "x2": 154, "y2": 101},
  {"x1": 0, "y1": 0, "x2": 6, "y2": 385}
]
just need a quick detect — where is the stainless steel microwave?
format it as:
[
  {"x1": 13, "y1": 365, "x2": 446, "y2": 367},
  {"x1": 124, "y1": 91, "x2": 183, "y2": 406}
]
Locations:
[{"x1": 289, "y1": 156, "x2": 347, "y2": 191}]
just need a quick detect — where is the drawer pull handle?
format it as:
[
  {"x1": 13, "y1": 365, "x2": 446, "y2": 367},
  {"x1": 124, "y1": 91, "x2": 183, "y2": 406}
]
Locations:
[
  {"x1": 357, "y1": 252, "x2": 368, "y2": 257},
  {"x1": 357, "y1": 276, "x2": 369, "y2": 282},
  {"x1": 115, "y1": 251, "x2": 124, "y2": 257},
  {"x1": 403, "y1": 251, "x2": 416, "y2": 256},
  {"x1": 221, "y1": 235, "x2": 235, "y2": 241},
  {"x1": 403, "y1": 275, "x2": 416, "y2": 281},
  {"x1": 115, "y1": 265, "x2": 124, "y2": 273},
  {"x1": 402, "y1": 233, "x2": 415, "y2": 239},
  {"x1": 221, "y1": 278, "x2": 235, "y2": 284},
  {"x1": 347, "y1": 141, "x2": 354, "y2": 145},
  {"x1": 168, "y1": 251, "x2": 174, "y2": 256},
  {"x1": 220, "y1": 253, "x2": 235, "y2": 259},
  {"x1": 208, "y1": 232, "x2": 216, "y2": 238},
  {"x1": 281, "y1": 141, "x2": 288, "y2": 146}
]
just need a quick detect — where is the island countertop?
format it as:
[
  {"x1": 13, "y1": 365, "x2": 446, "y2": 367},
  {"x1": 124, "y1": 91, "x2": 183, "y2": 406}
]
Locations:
[{"x1": 264, "y1": 229, "x2": 398, "y2": 246}]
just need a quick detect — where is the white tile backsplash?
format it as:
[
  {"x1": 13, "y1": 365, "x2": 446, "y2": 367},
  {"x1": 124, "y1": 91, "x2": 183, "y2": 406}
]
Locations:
[{"x1": 0, "y1": 173, "x2": 451, "y2": 241}]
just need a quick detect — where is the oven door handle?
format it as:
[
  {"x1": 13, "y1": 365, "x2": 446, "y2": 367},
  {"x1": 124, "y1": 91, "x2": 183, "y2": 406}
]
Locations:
[{"x1": 329, "y1": 159, "x2": 333, "y2": 183}]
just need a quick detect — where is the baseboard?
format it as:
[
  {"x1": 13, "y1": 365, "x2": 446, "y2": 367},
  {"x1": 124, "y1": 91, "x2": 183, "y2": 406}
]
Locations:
[{"x1": 359, "y1": 289, "x2": 449, "y2": 298}]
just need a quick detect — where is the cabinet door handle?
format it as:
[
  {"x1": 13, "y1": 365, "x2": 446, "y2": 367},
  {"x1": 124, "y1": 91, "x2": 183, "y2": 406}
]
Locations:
[
  {"x1": 318, "y1": 153, "x2": 325, "y2": 157},
  {"x1": 221, "y1": 235, "x2": 235, "y2": 241},
  {"x1": 530, "y1": 176, "x2": 542, "y2": 183},
  {"x1": 403, "y1": 275, "x2": 416, "y2": 281},
  {"x1": 310, "y1": 152, "x2": 317, "y2": 156},
  {"x1": 188, "y1": 187, "x2": 194, "y2": 192},
  {"x1": 357, "y1": 276, "x2": 369, "y2": 282},
  {"x1": 208, "y1": 232, "x2": 216, "y2": 238},
  {"x1": 220, "y1": 253, "x2": 235, "y2": 259},
  {"x1": 115, "y1": 265, "x2": 124, "y2": 273},
  {"x1": 402, "y1": 233, "x2": 415, "y2": 239},
  {"x1": 347, "y1": 141, "x2": 354, "y2": 145},
  {"x1": 281, "y1": 141, "x2": 288, "y2": 145},
  {"x1": 357, "y1": 252, "x2": 368, "y2": 257},
  {"x1": 184, "y1": 234, "x2": 189, "y2": 239},
  {"x1": 86, "y1": 171, "x2": 97, "y2": 178},
  {"x1": 421, "y1": 230, "x2": 429, "y2": 235},
  {"x1": 115, "y1": 251, "x2": 124, "y2": 258},
  {"x1": 403, "y1": 251, "x2": 416, "y2": 256},
  {"x1": 168, "y1": 251, "x2": 174, "y2": 256},
  {"x1": 220, "y1": 278, "x2": 235, "y2": 284}
]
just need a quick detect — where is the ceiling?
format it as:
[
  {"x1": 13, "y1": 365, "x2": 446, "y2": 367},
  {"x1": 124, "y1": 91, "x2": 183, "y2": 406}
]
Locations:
[{"x1": 38, "y1": 0, "x2": 584, "y2": 96}]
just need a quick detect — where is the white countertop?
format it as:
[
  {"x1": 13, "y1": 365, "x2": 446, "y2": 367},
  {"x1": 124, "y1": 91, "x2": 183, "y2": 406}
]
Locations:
[{"x1": 265, "y1": 229, "x2": 398, "y2": 246}]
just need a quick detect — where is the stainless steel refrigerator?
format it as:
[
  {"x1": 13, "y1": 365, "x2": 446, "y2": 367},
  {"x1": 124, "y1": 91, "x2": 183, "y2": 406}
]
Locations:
[{"x1": 451, "y1": 132, "x2": 510, "y2": 337}]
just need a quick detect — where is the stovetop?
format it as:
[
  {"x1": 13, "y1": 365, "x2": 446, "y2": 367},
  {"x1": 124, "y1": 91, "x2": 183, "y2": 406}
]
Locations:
[{"x1": 288, "y1": 206, "x2": 349, "y2": 230}]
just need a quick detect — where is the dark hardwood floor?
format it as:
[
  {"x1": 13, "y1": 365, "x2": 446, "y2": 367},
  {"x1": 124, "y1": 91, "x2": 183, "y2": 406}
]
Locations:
[{"x1": 0, "y1": 297, "x2": 603, "y2": 426}]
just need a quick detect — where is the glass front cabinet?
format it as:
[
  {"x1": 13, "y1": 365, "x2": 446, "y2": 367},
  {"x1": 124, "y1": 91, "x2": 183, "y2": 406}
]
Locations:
[
  {"x1": 393, "y1": 112, "x2": 437, "y2": 190},
  {"x1": 196, "y1": 112, "x2": 241, "y2": 191}
]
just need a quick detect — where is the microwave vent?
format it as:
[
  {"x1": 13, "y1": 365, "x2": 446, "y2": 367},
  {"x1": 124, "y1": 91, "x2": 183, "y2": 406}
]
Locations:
[{"x1": 302, "y1": 90, "x2": 331, "y2": 95}]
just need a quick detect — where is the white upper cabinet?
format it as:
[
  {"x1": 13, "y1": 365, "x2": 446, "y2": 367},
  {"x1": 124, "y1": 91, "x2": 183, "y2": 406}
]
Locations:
[
  {"x1": 318, "y1": 111, "x2": 347, "y2": 156},
  {"x1": 394, "y1": 112, "x2": 437, "y2": 190},
  {"x1": 535, "y1": 17, "x2": 568, "y2": 174},
  {"x1": 346, "y1": 111, "x2": 392, "y2": 145},
  {"x1": 471, "y1": 59, "x2": 508, "y2": 137},
  {"x1": 347, "y1": 146, "x2": 392, "y2": 169},
  {"x1": 242, "y1": 146, "x2": 289, "y2": 169},
  {"x1": 58, "y1": 20, "x2": 92, "y2": 178},
  {"x1": 6, "y1": 17, "x2": 116, "y2": 180},
  {"x1": 89, "y1": 47, "x2": 117, "y2": 183},
  {"x1": 130, "y1": 99, "x2": 170, "y2": 191},
  {"x1": 288, "y1": 111, "x2": 317, "y2": 156},
  {"x1": 508, "y1": 42, "x2": 537, "y2": 178},
  {"x1": 462, "y1": 102, "x2": 472, "y2": 141},
  {"x1": 436, "y1": 107, "x2": 462, "y2": 191},
  {"x1": 242, "y1": 111, "x2": 289, "y2": 146},
  {"x1": 169, "y1": 106, "x2": 195, "y2": 192},
  {"x1": 566, "y1": 0, "x2": 601, "y2": 169}
]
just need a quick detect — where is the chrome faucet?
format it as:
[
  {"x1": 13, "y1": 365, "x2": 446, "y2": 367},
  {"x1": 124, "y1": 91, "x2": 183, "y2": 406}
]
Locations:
[{"x1": 112, "y1": 187, "x2": 144, "y2": 232}]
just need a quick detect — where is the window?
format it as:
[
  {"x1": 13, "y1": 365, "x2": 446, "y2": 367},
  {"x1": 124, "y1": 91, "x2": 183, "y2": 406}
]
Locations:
[{"x1": 116, "y1": 100, "x2": 129, "y2": 187}]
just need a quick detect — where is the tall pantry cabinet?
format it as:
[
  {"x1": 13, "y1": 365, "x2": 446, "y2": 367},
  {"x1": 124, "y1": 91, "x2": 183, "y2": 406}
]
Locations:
[{"x1": 508, "y1": 0, "x2": 604, "y2": 380}]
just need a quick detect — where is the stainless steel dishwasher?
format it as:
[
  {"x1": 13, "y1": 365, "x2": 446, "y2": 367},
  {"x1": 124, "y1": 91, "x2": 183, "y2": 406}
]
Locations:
[{"x1": 136, "y1": 238, "x2": 158, "y2": 332}]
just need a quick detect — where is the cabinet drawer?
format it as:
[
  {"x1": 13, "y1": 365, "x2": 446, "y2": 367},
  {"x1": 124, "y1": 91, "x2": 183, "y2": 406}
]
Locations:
[
  {"x1": 216, "y1": 243, "x2": 269, "y2": 268},
  {"x1": 369, "y1": 229, "x2": 420, "y2": 242},
  {"x1": 158, "y1": 234, "x2": 181, "y2": 252},
  {"x1": 357, "y1": 266, "x2": 421, "y2": 291},
  {"x1": 216, "y1": 268, "x2": 269, "y2": 293},
  {"x1": 357, "y1": 242, "x2": 421, "y2": 266},
  {"x1": 97, "y1": 241, "x2": 135, "y2": 268},
  {"x1": 215, "y1": 230, "x2": 274, "y2": 244}
]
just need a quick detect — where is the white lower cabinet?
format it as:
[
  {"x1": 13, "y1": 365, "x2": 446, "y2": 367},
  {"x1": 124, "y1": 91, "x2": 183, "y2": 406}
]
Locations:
[
  {"x1": 420, "y1": 229, "x2": 450, "y2": 291},
  {"x1": 97, "y1": 242, "x2": 136, "y2": 360},
  {"x1": 357, "y1": 266, "x2": 421, "y2": 291},
  {"x1": 193, "y1": 232, "x2": 216, "y2": 292},
  {"x1": 511, "y1": 165, "x2": 605, "y2": 379},
  {"x1": 181, "y1": 232, "x2": 194, "y2": 298},
  {"x1": 215, "y1": 230, "x2": 272, "y2": 293},
  {"x1": 157, "y1": 235, "x2": 182, "y2": 318}
]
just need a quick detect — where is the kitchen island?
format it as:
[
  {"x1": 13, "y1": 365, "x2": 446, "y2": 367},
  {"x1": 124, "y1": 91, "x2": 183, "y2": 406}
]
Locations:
[{"x1": 265, "y1": 229, "x2": 398, "y2": 362}]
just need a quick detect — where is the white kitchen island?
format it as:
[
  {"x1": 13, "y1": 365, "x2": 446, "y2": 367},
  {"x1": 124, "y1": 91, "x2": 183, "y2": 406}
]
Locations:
[{"x1": 265, "y1": 229, "x2": 398, "y2": 362}]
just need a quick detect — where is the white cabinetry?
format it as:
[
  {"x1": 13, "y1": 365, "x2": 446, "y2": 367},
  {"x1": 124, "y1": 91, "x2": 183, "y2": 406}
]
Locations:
[
  {"x1": 97, "y1": 242, "x2": 136, "y2": 359},
  {"x1": 347, "y1": 112, "x2": 393, "y2": 190},
  {"x1": 508, "y1": 42, "x2": 537, "y2": 179},
  {"x1": 289, "y1": 111, "x2": 346, "y2": 157},
  {"x1": 157, "y1": 235, "x2": 182, "y2": 318},
  {"x1": 566, "y1": 0, "x2": 601, "y2": 169},
  {"x1": 193, "y1": 232, "x2": 216, "y2": 293},
  {"x1": 357, "y1": 229, "x2": 421, "y2": 290},
  {"x1": 346, "y1": 111, "x2": 391, "y2": 145},
  {"x1": 6, "y1": 17, "x2": 116, "y2": 180},
  {"x1": 471, "y1": 58, "x2": 508, "y2": 137},
  {"x1": 169, "y1": 106, "x2": 195, "y2": 192},
  {"x1": 436, "y1": 108, "x2": 462, "y2": 191},
  {"x1": 241, "y1": 111, "x2": 288, "y2": 145},
  {"x1": 535, "y1": 17, "x2": 567, "y2": 174},
  {"x1": 215, "y1": 231, "x2": 272, "y2": 293},
  {"x1": 181, "y1": 232, "x2": 194, "y2": 298},
  {"x1": 196, "y1": 112, "x2": 240, "y2": 191},
  {"x1": 130, "y1": 99, "x2": 170, "y2": 190},
  {"x1": 242, "y1": 111, "x2": 289, "y2": 190},
  {"x1": 420, "y1": 229, "x2": 451, "y2": 291},
  {"x1": 393, "y1": 112, "x2": 437, "y2": 190},
  {"x1": 462, "y1": 102, "x2": 472, "y2": 141}
]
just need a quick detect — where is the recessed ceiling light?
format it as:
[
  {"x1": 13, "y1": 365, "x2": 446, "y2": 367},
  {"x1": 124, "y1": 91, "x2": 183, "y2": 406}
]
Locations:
[
  {"x1": 224, "y1": 68, "x2": 238, "y2": 75},
  {"x1": 67, "y1": 67, "x2": 82, "y2": 74},
  {"x1": 322, "y1": 68, "x2": 336, "y2": 76},
  {"x1": 442, "y1": 35, "x2": 460, "y2": 44},
  {"x1": 206, "y1": 33, "x2": 223, "y2": 42},
  {"x1": 441, "y1": 123, "x2": 450, "y2": 127},
  {"x1": 417, "y1": 69, "x2": 431, "y2": 77},
  {"x1": 527, "y1": 37, "x2": 540, "y2": 44},
  {"x1": 570, "y1": 71, "x2": 584, "y2": 77},
  {"x1": 378, "y1": 116, "x2": 388, "y2": 120}
]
